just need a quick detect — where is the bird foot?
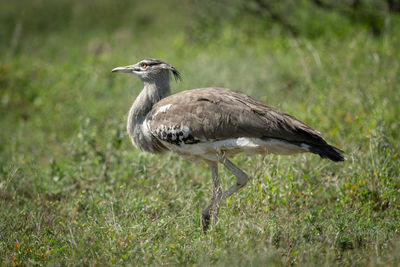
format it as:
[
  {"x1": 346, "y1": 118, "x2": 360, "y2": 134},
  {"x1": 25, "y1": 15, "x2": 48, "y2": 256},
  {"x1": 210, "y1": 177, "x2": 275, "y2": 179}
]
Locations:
[
  {"x1": 201, "y1": 213, "x2": 211, "y2": 233},
  {"x1": 201, "y1": 205, "x2": 220, "y2": 233}
]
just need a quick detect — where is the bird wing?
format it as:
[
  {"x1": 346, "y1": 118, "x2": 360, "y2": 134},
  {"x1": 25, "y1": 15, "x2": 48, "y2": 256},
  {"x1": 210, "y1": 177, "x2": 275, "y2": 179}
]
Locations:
[{"x1": 146, "y1": 87, "x2": 327, "y2": 146}]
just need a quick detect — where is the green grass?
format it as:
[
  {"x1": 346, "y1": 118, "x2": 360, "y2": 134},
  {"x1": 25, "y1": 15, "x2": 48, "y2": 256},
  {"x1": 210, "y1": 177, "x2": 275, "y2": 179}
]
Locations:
[{"x1": 1, "y1": 0, "x2": 400, "y2": 265}]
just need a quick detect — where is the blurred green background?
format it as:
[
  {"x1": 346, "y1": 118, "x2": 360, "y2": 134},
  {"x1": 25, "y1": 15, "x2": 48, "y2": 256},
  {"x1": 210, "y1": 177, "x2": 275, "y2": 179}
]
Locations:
[{"x1": 1, "y1": 0, "x2": 400, "y2": 265}]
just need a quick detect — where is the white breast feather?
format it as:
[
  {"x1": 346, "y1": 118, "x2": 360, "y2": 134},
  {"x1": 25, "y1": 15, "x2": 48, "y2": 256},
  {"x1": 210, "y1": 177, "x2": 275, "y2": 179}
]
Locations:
[
  {"x1": 159, "y1": 136, "x2": 310, "y2": 162},
  {"x1": 153, "y1": 104, "x2": 172, "y2": 117}
]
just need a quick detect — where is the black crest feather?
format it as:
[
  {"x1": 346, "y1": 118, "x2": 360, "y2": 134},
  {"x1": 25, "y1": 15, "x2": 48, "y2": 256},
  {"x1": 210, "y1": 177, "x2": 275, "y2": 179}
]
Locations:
[{"x1": 170, "y1": 66, "x2": 181, "y2": 81}]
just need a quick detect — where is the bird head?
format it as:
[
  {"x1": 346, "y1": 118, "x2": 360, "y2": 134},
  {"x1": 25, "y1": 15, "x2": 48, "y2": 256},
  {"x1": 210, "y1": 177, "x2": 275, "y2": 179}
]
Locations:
[{"x1": 112, "y1": 58, "x2": 181, "y2": 82}]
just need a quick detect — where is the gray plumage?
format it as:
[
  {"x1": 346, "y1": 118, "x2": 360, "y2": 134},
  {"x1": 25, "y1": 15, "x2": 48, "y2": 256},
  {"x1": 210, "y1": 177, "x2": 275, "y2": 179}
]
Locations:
[{"x1": 112, "y1": 58, "x2": 344, "y2": 232}]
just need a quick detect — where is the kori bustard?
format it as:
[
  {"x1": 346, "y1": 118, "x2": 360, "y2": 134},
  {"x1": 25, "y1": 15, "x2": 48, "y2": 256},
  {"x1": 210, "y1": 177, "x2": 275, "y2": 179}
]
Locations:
[{"x1": 112, "y1": 58, "x2": 344, "y2": 232}]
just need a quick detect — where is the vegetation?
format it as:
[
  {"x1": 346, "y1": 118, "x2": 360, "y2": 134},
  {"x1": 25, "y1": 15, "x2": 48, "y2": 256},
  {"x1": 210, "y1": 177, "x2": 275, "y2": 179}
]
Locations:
[{"x1": 1, "y1": 0, "x2": 399, "y2": 265}]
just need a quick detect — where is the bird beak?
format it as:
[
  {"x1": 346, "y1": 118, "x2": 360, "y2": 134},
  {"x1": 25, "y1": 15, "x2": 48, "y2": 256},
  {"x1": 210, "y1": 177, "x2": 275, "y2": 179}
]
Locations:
[{"x1": 111, "y1": 65, "x2": 138, "y2": 73}]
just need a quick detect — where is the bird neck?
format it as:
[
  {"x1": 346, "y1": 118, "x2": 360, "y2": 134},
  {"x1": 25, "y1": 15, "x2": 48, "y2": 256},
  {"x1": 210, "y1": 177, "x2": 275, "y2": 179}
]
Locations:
[{"x1": 127, "y1": 78, "x2": 171, "y2": 142}]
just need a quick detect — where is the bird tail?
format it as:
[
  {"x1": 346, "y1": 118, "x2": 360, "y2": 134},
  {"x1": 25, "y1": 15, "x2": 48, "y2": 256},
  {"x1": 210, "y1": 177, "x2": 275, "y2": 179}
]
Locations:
[{"x1": 309, "y1": 144, "x2": 345, "y2": 162}]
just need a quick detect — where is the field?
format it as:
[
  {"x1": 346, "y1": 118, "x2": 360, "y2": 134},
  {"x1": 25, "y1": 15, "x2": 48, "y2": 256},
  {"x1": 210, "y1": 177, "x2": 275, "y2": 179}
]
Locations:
[{"x1": 1, "y1": 0, "x2": 400, "y2": 265}]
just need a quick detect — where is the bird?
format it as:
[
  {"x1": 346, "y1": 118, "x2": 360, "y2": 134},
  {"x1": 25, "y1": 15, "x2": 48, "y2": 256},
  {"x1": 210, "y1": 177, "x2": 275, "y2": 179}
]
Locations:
[{"x1": 112, "y1": 58, "x2": 345, "y2": 232}]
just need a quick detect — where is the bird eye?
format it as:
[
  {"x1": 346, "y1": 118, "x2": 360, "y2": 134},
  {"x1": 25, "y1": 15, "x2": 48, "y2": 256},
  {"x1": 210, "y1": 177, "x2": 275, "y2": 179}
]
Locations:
[{"x1": 140, "y1": 63, "x2": 147, "y2": 69}]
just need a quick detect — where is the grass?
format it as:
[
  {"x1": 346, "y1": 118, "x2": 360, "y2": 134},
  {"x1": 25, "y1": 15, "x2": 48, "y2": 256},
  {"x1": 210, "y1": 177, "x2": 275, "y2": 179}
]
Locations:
[{"x1": 1, "y1": 0, "x2": 400, "y2": 265}]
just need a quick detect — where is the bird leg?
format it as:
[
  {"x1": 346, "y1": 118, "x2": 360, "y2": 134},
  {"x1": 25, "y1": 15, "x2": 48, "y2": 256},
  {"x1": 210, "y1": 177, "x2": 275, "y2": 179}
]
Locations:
[
  {"x1": 220, "y1": 158, "x2": 249, "y2": 200},
  {"x1": 201, "y1": 162, "x2": 222, "y2": 232}
]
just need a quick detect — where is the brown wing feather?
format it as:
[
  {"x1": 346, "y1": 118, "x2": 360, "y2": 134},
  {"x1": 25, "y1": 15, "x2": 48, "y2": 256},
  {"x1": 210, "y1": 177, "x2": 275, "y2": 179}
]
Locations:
[{"x1": 147, "y1": 87, "x2": 327, "y2": 146}]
